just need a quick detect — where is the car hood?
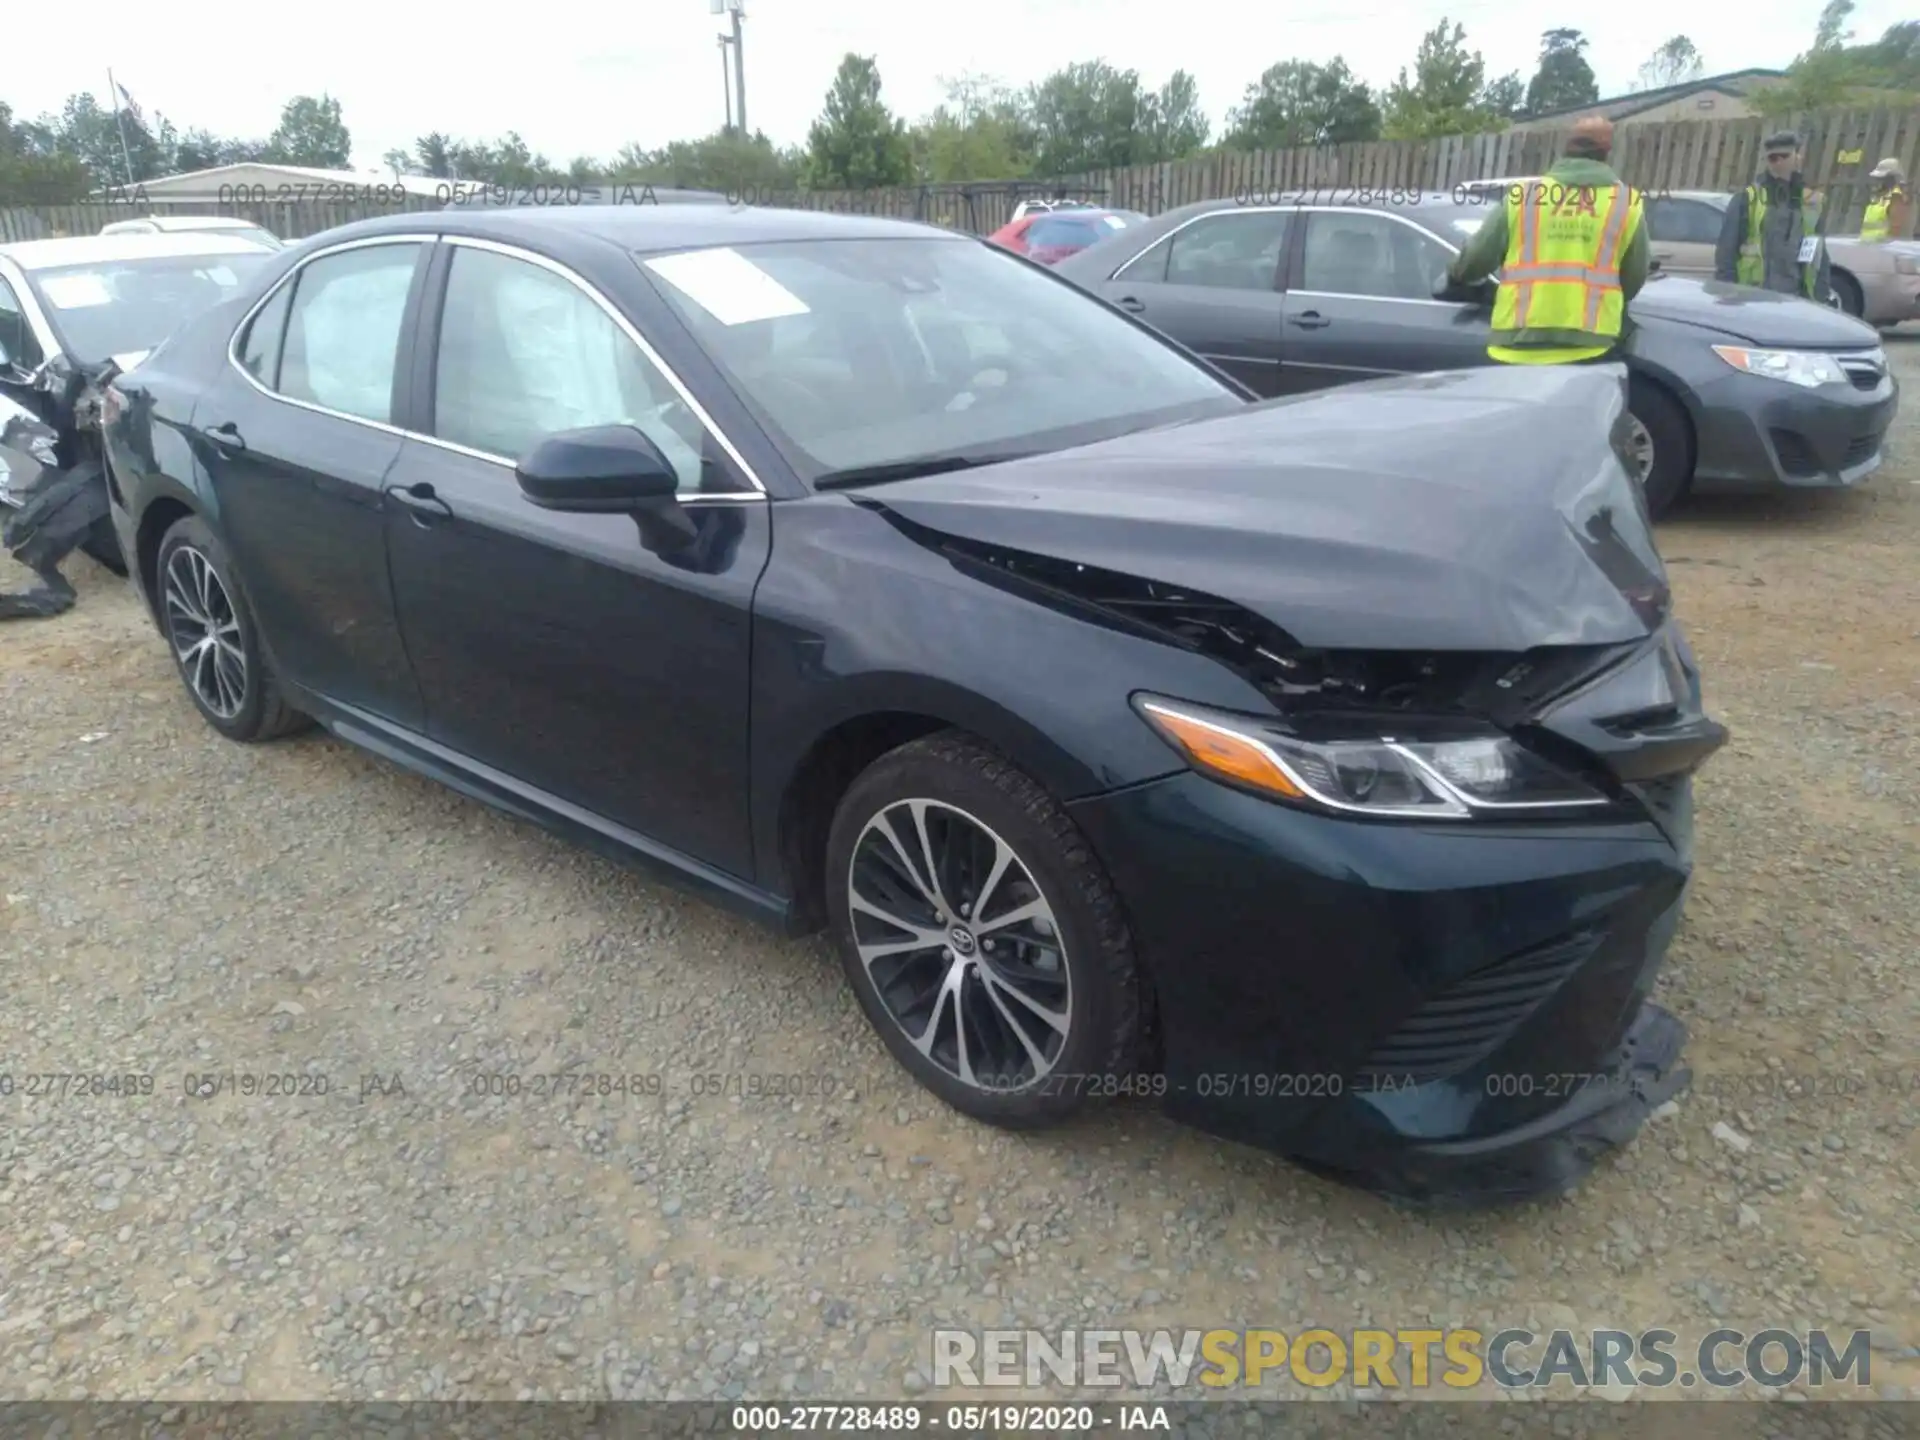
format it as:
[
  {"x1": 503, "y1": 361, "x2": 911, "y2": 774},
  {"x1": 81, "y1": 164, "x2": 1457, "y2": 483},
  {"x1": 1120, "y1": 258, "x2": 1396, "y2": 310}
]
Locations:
[
  {"x1": 1632, "y1": 274, "x2": 1880, "y2": 347},
  {"x1": 859, "y1": 365, "x2": 1668, "y2": 653}
]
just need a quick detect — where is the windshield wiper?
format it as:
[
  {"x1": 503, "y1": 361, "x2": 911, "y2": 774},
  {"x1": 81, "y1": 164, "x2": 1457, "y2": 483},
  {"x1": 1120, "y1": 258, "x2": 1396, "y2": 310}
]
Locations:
[{"x1": 813, "y1": 451, "x2": 1033, "y2": 490}]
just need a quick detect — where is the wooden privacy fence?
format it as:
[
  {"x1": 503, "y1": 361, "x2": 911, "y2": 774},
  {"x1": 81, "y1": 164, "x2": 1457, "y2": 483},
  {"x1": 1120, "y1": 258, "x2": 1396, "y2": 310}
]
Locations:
[{"x1": 3, "y1": 105, "x2": 1916, "y2": 245}]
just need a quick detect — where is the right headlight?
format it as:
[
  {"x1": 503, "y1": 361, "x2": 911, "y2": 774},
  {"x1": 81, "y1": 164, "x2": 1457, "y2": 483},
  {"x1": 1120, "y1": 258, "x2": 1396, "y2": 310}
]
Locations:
[
  {"x1": 1134, "y1": 696, "x2": 1612, "y2": 819},
  {"x1": 1710, "y1": 345, "x2": 1846, "y2": 388}
]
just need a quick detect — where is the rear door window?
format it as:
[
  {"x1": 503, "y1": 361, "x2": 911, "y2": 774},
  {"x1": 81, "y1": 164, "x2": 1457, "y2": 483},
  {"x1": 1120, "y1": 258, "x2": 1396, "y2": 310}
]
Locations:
[{"x1": 277, "y1": 242, "x2": 422, "y2": 424}]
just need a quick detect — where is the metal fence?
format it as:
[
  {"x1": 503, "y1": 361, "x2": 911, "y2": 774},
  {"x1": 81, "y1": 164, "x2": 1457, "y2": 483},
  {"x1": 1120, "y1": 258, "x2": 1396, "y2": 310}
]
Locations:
[{"x1": 4, "y1": 105, "x2": 1916, "y2": 245}]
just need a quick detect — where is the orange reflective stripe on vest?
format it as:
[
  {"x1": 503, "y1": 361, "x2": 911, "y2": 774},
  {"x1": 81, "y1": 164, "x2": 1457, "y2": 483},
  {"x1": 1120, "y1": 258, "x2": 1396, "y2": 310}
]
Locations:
[{"x1": 1493, "y1": 181, "x2": 1639, "y2": 347}]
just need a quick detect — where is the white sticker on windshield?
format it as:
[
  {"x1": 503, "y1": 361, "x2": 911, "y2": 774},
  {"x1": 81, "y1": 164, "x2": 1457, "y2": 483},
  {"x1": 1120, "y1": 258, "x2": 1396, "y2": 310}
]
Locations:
[
  {"x1": 206, "y1": 265, "x2": 238, "y2": 286},
  {"x1": 644, "y1": 247, "x2": 810, "y2": 326},
  {"x1": 1102, "y1": 215, "x2": 1125, "y2": 229},
  {"x1": 38, "y1": 274, "x2": 114, "y2": 309},
  {"x1": 1797, "y1": 236, "x2": 1821, "y2": 264}
]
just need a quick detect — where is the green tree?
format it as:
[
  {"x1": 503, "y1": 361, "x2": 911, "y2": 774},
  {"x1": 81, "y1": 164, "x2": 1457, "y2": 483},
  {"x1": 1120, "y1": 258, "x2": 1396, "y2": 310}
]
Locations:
[
  {"x1": 613, "y1": 130, "x2": 803, "y2": 191},
  {"x1": 1480, "y1": 72, "x2": 1526, "y2": 119},
  {"x1": 908, "y1": 75, "x2": 1035, "y2": 182},
  {"x1": 1382, "y1": 19, "x2": 1495, "y2": 138},
  {"x1": 268, "y1": 94, "x2": 351, "y2": 168},
  {"x1": 44, "y1": 92, "x2": 164, "y2": 185},
  {"x1": 414, "y1": 132, "x2": 455, "y2": 178},
  {"x1": 1769, "y1": 6, "x2": 1920, "y2": 112},
  {"x1": 169, "y1": 127, "x2": 229, "y2": 172},
  {"x1": 0, "y1": 101, "x2": 89, "y2": 203},
  {"x1": 803, "y1": 54, "x2": 912, "y2": 189},
  {"x1": 382, "y1": 147, "x2": 416, "y2": 176},
  {"x1": 1223, "y1": 59, "x2": 1381, "y2": 149},
  {"x1": 1139, "y1": 70, "x2": 1211, "y2": 160},
  {"x1": 1636, "y1": 36, "x2": 1704, "y2": 91},
  {"x1": 1025, "y1": 61, "x2": 1152, "y2": 174},
  {"x1": 1524, "y1": 29, "x2": 1599, "y2": 115}
]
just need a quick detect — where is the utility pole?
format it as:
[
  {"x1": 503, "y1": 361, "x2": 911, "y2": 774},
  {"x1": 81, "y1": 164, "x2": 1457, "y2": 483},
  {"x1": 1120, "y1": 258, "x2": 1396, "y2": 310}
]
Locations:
[
  {"x1": 729, "y1": 0, "x2": 748, "y2": 135},
  {"x1": 718, "y1": 34, "x2": 735, "y2": 134},
  {"x1": 708, "y1": 0, "x2": 746, "y2": 134}
]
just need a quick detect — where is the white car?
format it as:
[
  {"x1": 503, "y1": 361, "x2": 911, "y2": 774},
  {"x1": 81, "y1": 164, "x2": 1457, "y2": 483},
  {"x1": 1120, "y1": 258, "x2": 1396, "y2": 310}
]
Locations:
[
  {"x1": 99, "y1": 214, "x2": 283, "y2": 250},
  {"x1": 0, "y1": 231, "x2": 280, "y2": 567}
]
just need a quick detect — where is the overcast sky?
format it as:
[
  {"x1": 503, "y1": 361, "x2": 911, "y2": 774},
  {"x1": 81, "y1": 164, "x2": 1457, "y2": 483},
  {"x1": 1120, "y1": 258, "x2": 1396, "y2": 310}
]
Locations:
[{"x1": 9, "y1": 0, "x2": 1906, "y2": 171}]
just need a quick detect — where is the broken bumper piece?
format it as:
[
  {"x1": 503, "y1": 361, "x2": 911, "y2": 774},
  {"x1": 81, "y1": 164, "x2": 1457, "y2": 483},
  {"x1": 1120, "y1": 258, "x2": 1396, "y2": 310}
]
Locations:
[{"x1": 1289, "y1": 1004, "x2": 1691, "y2": 1207}]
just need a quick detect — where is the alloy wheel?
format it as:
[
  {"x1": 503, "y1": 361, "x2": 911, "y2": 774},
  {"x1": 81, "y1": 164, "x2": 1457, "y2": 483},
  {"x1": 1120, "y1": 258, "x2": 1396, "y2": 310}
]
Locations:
[
  {"x1": 1623, "y1": 413, "x2": 1656, "y2": 485},
  {"x1": 163, "y1": 546, "x2": 247, "y2": 719},
  {"x1": 847, "y1": 798, "x2": 1071, "y2": 1092}
]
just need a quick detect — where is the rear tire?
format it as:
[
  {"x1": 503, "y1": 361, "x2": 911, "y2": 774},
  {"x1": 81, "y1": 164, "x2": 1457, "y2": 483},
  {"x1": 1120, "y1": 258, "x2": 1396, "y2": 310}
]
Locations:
[
  {"x1": 156, "y1": 514, "x2": 311, "y2": 743},
  {"x1": 824, "y1": 733, "x2": 1144, "y2": 1130},
  {"x1": 1628, "y1": 377, "x2": 1693, "y2": 520},
  {"x1": 1830, "y1": 270, "x2": 1864, "y2": 319}
]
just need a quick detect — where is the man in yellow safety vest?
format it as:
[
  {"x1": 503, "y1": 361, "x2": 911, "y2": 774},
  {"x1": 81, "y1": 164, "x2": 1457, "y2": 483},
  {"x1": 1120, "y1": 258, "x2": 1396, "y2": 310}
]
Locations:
[
  {"x1": 1440, "y1": 116, "x2": 1648, "y2": 364},
  {"x1": 1861, "y1": 158, "x2": 1912, "y2": 242}
]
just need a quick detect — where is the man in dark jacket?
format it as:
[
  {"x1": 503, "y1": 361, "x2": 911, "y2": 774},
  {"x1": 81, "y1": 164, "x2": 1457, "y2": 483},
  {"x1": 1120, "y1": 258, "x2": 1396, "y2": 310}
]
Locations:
[{"x1": 1715, "y1": 131, "x2": 1831, "y2": 301}]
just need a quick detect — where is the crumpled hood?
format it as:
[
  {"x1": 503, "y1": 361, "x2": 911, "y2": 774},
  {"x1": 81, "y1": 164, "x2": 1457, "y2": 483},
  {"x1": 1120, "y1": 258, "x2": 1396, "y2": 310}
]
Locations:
[
  {"x1": 862, "y1": 366, "x2": 1668, "y2": 652},
  {"x1": 1631, "y1": 274, "x2": 1881, "y2": 347}
]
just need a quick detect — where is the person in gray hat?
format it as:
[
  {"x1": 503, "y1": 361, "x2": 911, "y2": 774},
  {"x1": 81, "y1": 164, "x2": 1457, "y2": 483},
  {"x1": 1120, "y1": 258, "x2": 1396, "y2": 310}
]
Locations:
[
  {"x1": 1714, "y1": 130, "x2": 1830, "y2": 301},
  {"x1": 1861, "y1": 157, "x2": 1911, "y2": 242}
]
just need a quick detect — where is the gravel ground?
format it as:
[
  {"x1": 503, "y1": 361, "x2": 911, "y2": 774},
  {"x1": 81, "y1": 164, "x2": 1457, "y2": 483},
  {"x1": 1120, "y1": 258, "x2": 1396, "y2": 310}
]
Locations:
[{"x1": 2, "y1": 341, "x2": 1918, "y2": 1415}]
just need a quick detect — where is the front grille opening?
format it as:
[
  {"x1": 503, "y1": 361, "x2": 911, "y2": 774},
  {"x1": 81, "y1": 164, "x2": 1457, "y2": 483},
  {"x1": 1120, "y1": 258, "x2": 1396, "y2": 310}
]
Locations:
[
  {"x1": 1355, "y1": 931, "x2": 1596, "y2": 1086},
  {"x1": 1769, "y1": 428, "x2": 1822, "y2": 478}
]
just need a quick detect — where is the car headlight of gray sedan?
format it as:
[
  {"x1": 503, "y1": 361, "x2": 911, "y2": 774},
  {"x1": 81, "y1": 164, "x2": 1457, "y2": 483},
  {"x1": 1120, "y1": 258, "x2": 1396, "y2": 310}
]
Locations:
[{"x1": 1711, "y1": 345, "x2": 1857, "y2": 389}]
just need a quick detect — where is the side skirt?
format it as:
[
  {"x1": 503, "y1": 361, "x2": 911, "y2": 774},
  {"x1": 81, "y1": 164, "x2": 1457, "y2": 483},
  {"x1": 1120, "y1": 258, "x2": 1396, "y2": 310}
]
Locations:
[{"x1": 288, "y1": 686, "x2": 802, "y2": 936}]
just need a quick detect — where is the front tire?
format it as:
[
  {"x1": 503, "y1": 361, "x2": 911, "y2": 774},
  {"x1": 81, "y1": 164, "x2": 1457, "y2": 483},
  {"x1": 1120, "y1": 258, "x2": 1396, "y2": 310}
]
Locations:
[
  {"x1": 824, "y1": 734, "x2": 1144, "y2": 1130},
  {"x1": 1627, "y1": 377, "x2": 1693, "y2": 520},
  {"x1": 156, "y1": 514, "x2": 310, "y2": 742}
]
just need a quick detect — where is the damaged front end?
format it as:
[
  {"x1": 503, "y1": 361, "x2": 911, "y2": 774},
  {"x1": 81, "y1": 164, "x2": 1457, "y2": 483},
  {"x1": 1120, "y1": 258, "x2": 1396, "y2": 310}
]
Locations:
[
  {"x1": 852, "y1": 366, "x2": 1726, "y2": 1203},
  {"x1": 1, "y1": 358, "x2": 124, "y2": 618}
]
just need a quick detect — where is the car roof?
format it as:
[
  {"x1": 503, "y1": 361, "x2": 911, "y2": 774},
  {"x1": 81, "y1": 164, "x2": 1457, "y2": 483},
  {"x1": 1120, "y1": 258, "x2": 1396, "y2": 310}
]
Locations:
[
  {"x1": 305, "y1": 202, "x2": 955, "y2": 258},
  {"x1": 0, "y1": 230, "x2": 277, "y2": 270},
  {"x1": 136, "y1": 215, "x2": 275, "y2": 231}
]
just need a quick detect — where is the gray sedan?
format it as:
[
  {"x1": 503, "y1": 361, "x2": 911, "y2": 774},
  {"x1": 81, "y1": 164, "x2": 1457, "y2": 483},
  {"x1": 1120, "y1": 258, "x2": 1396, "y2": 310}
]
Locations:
[{"x1": 1053, "y1": 192, "x2": 1897, "y2": 517}]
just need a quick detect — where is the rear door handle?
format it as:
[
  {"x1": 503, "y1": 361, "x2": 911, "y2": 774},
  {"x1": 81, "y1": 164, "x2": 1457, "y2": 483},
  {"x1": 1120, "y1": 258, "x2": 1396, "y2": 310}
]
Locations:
[
  {"x1": 1114, "y1": 295, "x2": 1146, "y2": 313},
  {"x1": 205, "y1": 420, "x2": 246, "y2": 454},
  {"x1": 385, "y1": 481, "x2": 453, "y2": 524},
  {"x1": 1288, "y1": 311, "x2": 1331, "y2": 330}
]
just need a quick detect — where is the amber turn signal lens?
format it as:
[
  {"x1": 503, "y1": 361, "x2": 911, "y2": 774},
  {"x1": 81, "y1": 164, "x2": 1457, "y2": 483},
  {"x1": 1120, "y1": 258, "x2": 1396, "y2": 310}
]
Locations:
[{"x1": 1137, "y1": 701, "x2": 1304, "y2": 799}]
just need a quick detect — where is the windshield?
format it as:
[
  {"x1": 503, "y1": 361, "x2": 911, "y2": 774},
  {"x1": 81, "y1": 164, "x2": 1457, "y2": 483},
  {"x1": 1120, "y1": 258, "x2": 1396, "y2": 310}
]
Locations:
[
  {"x1": 28, "y1": 251, "x2": 274, "y2": 362},
  {"x1": 641, "y1": 237, "x2": 1239, "y2": 481}
]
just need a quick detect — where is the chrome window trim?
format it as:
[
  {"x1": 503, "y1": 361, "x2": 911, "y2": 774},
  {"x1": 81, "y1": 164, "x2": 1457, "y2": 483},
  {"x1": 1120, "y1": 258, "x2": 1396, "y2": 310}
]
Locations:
[
  {"x1": 225, "y1": 232, "x2": 440, "y2": 442},
  {"x1": 437, "y1": 235, "x2": 764, "y2": 497},
  {"x1": 0, "y1": 254, "x2": 67, "y2": 368},
  {"x1": 224, "y1": 231, "x2": 767, "y2": 502}
]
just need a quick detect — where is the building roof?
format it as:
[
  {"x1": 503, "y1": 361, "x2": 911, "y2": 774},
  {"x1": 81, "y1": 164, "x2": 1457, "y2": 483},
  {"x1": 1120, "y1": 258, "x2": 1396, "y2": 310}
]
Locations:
[
  {"x1": 0, "y1": 230, "x2": 276, "y2": 270},
  {"x1": 1519, "y1": 68, "x2": 1789, "y2": 126}
]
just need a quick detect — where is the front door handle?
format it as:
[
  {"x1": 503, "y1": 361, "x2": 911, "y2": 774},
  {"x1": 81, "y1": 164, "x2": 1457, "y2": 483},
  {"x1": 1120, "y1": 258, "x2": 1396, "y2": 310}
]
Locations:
[
  {"x1": 385, "y1": 481, "x2": 453, "y2": 524},
  {"x1": 205, "y1": 420, "x2": 246, "y2": 454},
  {"x1": 1288, "y1": 311, "x2": 1331, "y2": 330},
  {"x1": 1114, "y1": 295, "x2": 1146, "y2": 312}
]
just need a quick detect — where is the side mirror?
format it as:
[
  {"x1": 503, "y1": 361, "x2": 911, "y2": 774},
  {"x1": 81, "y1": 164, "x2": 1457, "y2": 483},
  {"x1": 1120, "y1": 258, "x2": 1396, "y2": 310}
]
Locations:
[
  {"x1": 515, "y1": 424, "x2": 680, "y2": 512},
  {"x1": 1648, "y1": 258, "x2": 1664, "y2": 274}
]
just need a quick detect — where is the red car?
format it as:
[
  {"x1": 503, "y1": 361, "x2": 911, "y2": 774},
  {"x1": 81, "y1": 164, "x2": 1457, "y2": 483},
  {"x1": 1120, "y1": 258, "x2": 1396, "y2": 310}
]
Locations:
[{"x1": 988, "y1": 208, "x2": 1145, "y2": 265}]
